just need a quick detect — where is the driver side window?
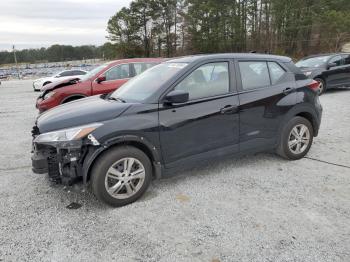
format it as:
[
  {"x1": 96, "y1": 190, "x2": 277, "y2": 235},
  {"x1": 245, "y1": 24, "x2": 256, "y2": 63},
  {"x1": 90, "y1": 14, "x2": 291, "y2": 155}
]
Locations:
[
  {"x1": 174, "y1": 62, "x2": 230, "y2": 100},
  {"x1": 329, "y1": 56, "x2": 343, "y2": 67},
  {"x1": 105, "y1": 64, "x2": 130, "y2": 81}
]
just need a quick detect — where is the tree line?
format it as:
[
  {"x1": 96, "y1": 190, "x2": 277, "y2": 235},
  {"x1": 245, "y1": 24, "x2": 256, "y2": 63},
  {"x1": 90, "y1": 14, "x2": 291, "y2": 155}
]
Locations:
[
  {"x1": 107, "y1": 0, "x2": 350, "y2": 58},
  {"x1": 0, "y1": 44, "x2": 116, "y2": 65},
  {"x1": 1, "y1": 0, "x2": 349, "y2": 65}
]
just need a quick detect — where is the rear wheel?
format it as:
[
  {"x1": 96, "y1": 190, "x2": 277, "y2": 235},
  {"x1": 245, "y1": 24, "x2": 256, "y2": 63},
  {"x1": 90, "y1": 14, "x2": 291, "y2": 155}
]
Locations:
[
  {"x1": 277, "y1": 116, "x2": 314, "y2": 160},
  {"x1": 91, "y1": 146, "x2": 152, "y2": 207},
  {"x1": 314, "y1": 78, "x2": 326, "y2": 95}
]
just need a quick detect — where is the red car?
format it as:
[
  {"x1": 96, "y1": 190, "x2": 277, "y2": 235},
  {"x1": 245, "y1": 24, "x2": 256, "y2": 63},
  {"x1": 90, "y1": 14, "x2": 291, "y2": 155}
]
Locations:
[{"x1": 36, "y1": 58, "x2": 164, "y2": 112}]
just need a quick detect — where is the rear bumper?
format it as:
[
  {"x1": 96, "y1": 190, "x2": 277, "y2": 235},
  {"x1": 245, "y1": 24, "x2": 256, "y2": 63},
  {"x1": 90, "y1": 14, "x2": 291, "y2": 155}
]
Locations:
[{"x1": 314, "y1": 96, "x2": 323, "y2": 136}]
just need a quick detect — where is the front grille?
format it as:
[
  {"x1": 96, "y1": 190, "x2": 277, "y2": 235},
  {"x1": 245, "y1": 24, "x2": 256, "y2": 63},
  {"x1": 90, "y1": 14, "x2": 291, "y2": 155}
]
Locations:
[{"x1": 48, "y1": 153, "x2": 61, "y2": 183}]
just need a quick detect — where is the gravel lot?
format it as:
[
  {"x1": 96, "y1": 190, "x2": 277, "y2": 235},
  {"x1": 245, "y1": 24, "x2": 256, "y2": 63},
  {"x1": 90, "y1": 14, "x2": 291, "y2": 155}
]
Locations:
[{"x1": 0, "y1": 80, "x2": 349, "y2": 262}]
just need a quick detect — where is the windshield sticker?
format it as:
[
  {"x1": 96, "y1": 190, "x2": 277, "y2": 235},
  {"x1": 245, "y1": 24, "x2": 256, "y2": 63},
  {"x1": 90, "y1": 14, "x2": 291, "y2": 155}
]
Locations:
[{"x1": 167, "y1": 63, "x2": 187, "y2": 69}]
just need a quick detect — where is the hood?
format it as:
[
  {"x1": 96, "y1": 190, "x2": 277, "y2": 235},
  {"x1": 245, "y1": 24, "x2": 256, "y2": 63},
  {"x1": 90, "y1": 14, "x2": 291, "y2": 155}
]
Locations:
[
  {"x1": 37, "y1": 95, "x2": 131, "y2": 133},
  {"x1": 298, "y1": 66, "x2": 319, "y2": 72},
  {"x1": 297, "y1": 66, "x2": 324, "y2": 78},
  {"x1": 41, "y1": 76, "x2": 82, "y2": 92}
]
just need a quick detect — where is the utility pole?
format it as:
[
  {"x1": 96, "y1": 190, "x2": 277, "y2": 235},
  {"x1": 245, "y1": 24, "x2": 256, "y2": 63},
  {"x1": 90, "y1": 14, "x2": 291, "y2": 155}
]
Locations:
[{"x1": 13, "y1": 45, "x2": 20, "y2": 79}]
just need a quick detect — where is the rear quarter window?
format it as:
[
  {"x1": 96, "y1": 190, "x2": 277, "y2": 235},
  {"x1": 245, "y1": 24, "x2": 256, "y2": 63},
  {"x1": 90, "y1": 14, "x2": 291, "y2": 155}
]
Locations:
[
  {"x1": 268, "y1": 62, "x2": 287, "y2": 84},
  {"x1": 284, "y1": 62, "x2": 308, "y2": 81}
]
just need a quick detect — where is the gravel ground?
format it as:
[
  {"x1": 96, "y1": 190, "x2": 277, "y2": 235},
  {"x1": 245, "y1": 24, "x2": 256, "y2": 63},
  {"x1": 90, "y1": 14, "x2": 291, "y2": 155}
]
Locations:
[{"x1": 0, "y1": 80, "x2": 349, "y2": 262}]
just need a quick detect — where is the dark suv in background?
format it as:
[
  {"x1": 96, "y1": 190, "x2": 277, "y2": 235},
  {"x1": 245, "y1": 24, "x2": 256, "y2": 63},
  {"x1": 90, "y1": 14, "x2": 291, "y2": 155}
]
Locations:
[
  {"x1": 296, "y1": 53, "x2": 350, "y2": 94},
  {"x1": 32, "y1": 53, "x2": 322, "y2": 207}
]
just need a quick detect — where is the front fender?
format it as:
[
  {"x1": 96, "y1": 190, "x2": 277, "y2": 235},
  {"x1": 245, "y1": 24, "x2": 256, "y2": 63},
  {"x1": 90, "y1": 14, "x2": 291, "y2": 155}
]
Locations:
[{"x1": 82, "y1": 134, "x2": 162, "y2": 185}]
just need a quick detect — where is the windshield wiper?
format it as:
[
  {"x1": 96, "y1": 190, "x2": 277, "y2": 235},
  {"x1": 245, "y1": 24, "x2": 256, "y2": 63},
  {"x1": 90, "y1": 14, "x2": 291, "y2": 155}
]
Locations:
[{"x1": 108, "y1": 96, "x2": 126, "y2": 103}]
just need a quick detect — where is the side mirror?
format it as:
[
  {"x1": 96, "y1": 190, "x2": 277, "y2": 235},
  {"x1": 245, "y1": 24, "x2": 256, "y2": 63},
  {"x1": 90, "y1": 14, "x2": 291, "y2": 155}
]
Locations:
[
  {"x1": 327, "y1": 62, "x2": 337, "y2": 69},
  {"x1": 164, "y1": 90, "x2": 189, "y2": 104},
  {"x1": 96, "y1": 76, "x2": 106, "y2": 83}
]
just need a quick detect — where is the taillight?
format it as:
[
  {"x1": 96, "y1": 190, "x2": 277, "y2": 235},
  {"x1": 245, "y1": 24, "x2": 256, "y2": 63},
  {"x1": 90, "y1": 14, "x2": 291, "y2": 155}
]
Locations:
[{"x1": 308, "y1": 80, "x2": 320, "y2": 91}]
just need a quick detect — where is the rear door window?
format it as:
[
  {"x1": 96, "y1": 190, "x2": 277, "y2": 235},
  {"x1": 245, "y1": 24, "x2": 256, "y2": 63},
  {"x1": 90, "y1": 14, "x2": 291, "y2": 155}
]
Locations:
[
  {"x1": 72, "y1": 70, "x2": 86, "y2": 75},
  {"x1": 239, "y1": 61, "x2": 270, "y2": 90},
  {"x1": 58, "y1": 71, "x2": 72, "y2": 77},
  {"x1": 133, "y1": 63, "x2": 157, "y2": 76}
]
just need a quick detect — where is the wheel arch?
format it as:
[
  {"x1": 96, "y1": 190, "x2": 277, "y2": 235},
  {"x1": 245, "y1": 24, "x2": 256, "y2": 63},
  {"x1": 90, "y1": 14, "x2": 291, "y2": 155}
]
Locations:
[
  {"x1": 82, "y1": 135, "x2": 162, "y2": 185},
  {"x1": 61, "y1": 94, "x2": 87, "y2": 104},
  {"x1": 314, "y1": 75, "x2": 324, "y2": 81},
  {"x1": 294, "y1": 111, "x2": 317, "y2": 135},
  {"x1": 278, "y1": 105, "x2": 319, "y2": 142}
]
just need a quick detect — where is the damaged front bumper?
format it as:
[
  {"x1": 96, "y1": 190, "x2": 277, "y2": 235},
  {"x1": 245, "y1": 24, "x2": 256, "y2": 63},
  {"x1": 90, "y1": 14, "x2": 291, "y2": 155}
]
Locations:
[
  {"x1": 31, "y1": 123, "x2": 101, "y2": 186},
  {"x1": 32, "y1": 140, "x2": 88, "y2": 185}
]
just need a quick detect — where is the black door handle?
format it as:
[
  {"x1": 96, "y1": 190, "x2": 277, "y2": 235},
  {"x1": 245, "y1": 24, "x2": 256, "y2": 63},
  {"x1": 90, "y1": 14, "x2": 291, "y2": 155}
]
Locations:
[
  {"x1": 220, "y1": 105, "x2": 239, "y2": 114},
  {"x1": 283, "y1": 87, "x2": 294, "y2": 95}
]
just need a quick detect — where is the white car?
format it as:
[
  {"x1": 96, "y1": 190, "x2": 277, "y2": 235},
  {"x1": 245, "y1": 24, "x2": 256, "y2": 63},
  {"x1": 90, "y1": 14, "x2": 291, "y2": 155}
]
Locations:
[{"x1": 33, "y1": 69, "x2": 87, "y2": 92}]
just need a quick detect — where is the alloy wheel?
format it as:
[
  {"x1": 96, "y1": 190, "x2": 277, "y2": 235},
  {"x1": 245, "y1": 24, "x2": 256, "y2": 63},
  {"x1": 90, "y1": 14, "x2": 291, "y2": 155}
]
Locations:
[
  {"x1": 105, "y1": 157, "x2": 145, "y2": 199},
  {"x1": 288, "y1": 124, "x2": 310, "y2": 154}
]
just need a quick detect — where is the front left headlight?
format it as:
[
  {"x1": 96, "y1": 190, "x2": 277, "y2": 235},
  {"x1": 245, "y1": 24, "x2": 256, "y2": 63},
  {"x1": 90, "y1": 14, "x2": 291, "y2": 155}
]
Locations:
[
  {"x1": 304, "y1": 71, "x2": 312, "y2": 76},
  {"x1": 34, "y1": 123, "x2": 103, "y2": 144},
  {"x1": 43, "y1": 91, "x2": 56, "y2": 100}
]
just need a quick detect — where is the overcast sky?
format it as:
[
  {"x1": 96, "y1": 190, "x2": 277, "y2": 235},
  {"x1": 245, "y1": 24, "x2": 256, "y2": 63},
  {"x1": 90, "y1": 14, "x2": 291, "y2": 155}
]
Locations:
[{"x1": 0, "y1": 0, "x2": 132, "y2": 51}]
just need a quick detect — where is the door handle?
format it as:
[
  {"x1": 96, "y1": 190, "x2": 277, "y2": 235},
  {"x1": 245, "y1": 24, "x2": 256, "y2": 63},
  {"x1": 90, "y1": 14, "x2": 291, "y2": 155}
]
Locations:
[
  {"x1": 220, "y1": 105, "x2": 239, "y2": 114},
  {"x1": 283, "y1": 87, "x2": 294, "y2": 95}
]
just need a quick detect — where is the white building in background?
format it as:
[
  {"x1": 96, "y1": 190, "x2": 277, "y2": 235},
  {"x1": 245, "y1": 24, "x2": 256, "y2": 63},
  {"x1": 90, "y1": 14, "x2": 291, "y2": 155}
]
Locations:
[{"x1": 342, "y1": 43, "x2": 350, "y2": 52}]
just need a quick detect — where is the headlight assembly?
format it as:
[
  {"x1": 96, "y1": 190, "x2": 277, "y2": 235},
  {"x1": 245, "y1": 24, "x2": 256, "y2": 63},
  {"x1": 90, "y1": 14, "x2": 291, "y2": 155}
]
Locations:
[
  {"x1": 304, "y1": 71, "x2": 312, "y2": 76},
  {"x1": 43, "y1": 91, "x2": 56, "y2": 100},
  {"x1": 34, "y1": 123, "x2": 103, "y2": 144}
]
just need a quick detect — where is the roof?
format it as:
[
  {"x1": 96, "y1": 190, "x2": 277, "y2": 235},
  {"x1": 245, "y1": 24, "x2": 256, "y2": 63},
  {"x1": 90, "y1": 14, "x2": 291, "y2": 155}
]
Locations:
[
  {"x1": 108, "y1": 57, "x2": 165, "y2": 65},
  {"x1": 167, "y1": 53, "x2": 292, "y2": 63}
]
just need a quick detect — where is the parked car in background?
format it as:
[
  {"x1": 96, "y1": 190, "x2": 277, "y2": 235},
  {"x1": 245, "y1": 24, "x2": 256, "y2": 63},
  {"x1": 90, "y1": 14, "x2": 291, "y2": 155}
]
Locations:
[
  {"x1": 35, "y1": 58, "x2": 164, "y2": 112},
  {"x1": 296, "y1": 53, "x2": 350, "y2": 94},
  {"x1": 32, "y1": 53, "x2": 322, "y2": 206},
  {"x1": 33, "y1": 69, "x2": 87, "y2": 92}
]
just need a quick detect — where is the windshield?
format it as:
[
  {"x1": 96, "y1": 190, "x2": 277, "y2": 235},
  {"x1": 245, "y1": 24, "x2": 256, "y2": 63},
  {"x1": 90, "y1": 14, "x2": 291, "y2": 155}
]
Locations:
[
  {"x1": 110, "y1": 62, "x2": 188, "y2": 102},
  {"x1": 296, "y1": 56, "x2": 330, "y2": 68},
  {"x1": 79, "y1": 63, "x2": 110, "y2": 81},
  {"x1": 52, "y1": 71, "x2": 63, "y2": 77}
]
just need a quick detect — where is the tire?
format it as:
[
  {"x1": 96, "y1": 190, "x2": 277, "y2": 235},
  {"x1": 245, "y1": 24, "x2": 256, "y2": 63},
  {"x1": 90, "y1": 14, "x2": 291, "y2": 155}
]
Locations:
[
  {"x1": 277, "y1": 116, "x2": 314, "y2": 160},
  {"x1": 314, "y1": 78, "x2": 326, "y2": 95},
  {"x1": 91, "y1": 146, "x2": 152, "y2": 207}
]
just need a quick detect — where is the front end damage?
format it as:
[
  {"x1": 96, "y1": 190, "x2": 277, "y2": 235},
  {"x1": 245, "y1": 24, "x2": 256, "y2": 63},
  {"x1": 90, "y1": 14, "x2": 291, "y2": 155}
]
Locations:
[{"x1": 31, "y1": 125, "x2": 99, "y2": 186}]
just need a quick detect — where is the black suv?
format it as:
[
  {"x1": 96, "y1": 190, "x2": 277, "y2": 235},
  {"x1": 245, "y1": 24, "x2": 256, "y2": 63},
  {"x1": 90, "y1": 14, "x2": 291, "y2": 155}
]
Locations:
[
  {"x1": 32, "y1": 54, "x2": 322, "y2": 206},
  {"x1": 296, "y1": 53, "x2": 350, "y2": 94}
]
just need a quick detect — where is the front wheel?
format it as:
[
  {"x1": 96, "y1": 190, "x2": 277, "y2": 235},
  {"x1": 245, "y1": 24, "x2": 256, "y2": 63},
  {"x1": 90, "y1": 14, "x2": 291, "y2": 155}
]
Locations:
[
  {"x1": 277, "y1": 116, "x2": 314, "y2": 160},
  {"x1": 90, "y1": 146, "x2": 152, "y2": 207}
]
